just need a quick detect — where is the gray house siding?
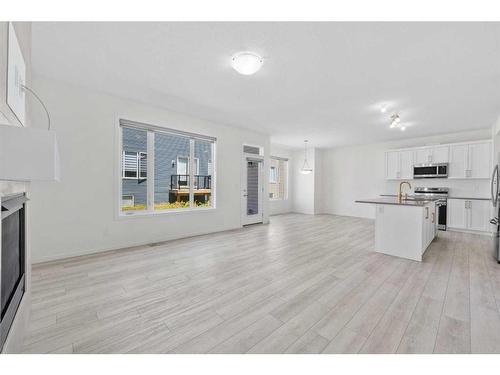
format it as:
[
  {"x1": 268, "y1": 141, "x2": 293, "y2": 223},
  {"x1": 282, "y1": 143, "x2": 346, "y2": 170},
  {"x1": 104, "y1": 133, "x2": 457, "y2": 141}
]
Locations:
[{"x1": 122, "y1": 127, "x2": 211, "y2": 206}]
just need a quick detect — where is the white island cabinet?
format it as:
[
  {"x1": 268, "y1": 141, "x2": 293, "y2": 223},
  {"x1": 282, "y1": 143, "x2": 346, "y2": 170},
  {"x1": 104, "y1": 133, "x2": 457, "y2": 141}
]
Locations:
[{"x1": 356, "y1": 198, "x2": 438, "y2": 261}]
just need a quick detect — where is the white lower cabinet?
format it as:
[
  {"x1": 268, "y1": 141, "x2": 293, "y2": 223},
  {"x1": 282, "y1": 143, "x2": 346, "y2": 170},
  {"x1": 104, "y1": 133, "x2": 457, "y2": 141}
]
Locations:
[
  {"x1": 422, "y1": 203, "x2": 437, "y2": 251},
  {"x1": 468, "y1": 200, "x2": 492, "y2": 232},
  {"x1": 374, "y1": 202, "x2": 437, "y2": 261},
  {"x1": 447, "y1": 198, "x2": 492, "y2": 233}
]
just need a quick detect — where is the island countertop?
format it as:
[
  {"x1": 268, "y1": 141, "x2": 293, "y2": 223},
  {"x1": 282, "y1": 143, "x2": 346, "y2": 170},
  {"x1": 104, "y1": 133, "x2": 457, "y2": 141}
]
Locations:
[{"x1": 355, "y1": 196, "x2": 441, "y2": 206}]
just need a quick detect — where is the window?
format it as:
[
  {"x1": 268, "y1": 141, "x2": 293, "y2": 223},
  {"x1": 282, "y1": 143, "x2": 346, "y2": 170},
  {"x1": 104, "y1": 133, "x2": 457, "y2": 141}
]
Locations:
[
  {"x1": 122, "y1": 195, "x2": 134, "y2": 207},
  {"x1": 269, "y1": 157, "x2": 288, "y2": 200},
  {"x1": 121, "y1": 127, "x2": 148, "y2": 211},
  {"x1": 243, "y1": 145, "x2": 261, "y2": 155},
  {"x1": 120, "y1": 120, "x2": 216, "y2": 214},
  {"x1": 269, "y1": 166, "x2": 278, "y2": 183}
]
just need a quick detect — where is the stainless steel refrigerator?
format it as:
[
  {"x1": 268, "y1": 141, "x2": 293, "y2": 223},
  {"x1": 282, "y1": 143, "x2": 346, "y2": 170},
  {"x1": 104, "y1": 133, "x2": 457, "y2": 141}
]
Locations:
[{"x1": 491, "y1": 154, "x2": 500, "y2": 263}]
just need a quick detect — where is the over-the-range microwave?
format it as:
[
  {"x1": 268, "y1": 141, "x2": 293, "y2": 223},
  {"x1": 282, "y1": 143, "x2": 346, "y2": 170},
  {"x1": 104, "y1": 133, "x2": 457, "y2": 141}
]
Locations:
[{"x1": 413, "y1": 163, "x2": 448, "y2": 179}]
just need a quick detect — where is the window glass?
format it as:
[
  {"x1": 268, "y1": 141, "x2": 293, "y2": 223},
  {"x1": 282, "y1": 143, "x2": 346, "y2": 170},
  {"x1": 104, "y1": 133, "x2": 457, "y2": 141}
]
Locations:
[
  {"x1": 154, "y1": 132, "x2": 191, "y2": 211},
  {"x1": 121, "y1": 127, "x2": 148, "y2": 211},
  {"x1": 270, "y1": 166, "x2": 277, "y2": 183},
  {"x1": 269, "y1": 157, "x2": 288, "y2": 200},
  {"x1": 193, "y1": 139, "x2": 213, "y2": 208}
]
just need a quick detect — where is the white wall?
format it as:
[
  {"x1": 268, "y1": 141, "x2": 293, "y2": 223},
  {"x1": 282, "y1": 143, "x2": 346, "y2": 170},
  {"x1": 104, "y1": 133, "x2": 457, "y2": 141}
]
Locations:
[
  {"x1": 292, "y1": 147, "x2": 316, "y2": 214},
  {"x1": 314, "y1": 148, "x2": 324, "y2": 214},
  {"x1": 30, "y1": 77, "x2": 270, "y2": 263},
  {"x1": 269, "y1": 144, "x2": 294, "y2": 215},
  {"x1": 322, "y1": 129, "x2": 492, "y2": 219},
  {"x1": 492, "y1": 115, "x2": 500, "y2": 159}
]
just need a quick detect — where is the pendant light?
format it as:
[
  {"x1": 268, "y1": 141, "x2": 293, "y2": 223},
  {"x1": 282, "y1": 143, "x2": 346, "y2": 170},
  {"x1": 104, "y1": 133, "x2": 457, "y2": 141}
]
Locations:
[{"x1": 300, "y1": 140, "x2": 313, "y2": 175}]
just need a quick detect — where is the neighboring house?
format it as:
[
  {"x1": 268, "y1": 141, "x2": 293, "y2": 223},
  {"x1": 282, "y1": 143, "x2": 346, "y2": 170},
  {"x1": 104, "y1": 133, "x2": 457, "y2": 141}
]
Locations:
[{"x1": 122, "y1": 127, "x2": 212, "y2": 208}]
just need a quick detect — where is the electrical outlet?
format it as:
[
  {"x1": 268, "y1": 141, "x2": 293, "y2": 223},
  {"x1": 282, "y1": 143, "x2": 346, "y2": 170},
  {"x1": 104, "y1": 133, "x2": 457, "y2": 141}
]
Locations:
[{"x1": 6, "y1": 22, "x2": 26, "y2": 126}]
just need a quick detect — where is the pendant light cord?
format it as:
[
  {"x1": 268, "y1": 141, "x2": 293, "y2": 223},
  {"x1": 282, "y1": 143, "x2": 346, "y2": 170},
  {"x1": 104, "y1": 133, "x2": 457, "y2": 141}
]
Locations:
[{"x1": 21, "y1": 84, "x2": 51, "y2": 131}]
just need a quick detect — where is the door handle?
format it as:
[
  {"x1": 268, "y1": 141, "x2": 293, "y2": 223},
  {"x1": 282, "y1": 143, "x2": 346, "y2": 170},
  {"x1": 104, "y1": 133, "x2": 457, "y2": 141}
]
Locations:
[{"x1": 491, "y1": 165, "x2": 498, "y2": 206}]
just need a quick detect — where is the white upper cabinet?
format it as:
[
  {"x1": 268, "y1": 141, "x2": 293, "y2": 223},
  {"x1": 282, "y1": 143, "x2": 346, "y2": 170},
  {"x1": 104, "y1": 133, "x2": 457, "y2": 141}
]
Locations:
[
  {"x1": 386, "y1": 151, "x2": 400, "y2": 179},
  {"x1": 448, "y1": 144, "x2": 468, "y2": 178},
  {"x1": 414, "y1": 146, "x2": 449, "y2": 165},
  {"x1": 448, "y1": 141, "x2": 491, "y2": 179},
  {"x1": 385, "y1": 150, "x2": 414, "y2": 180},
  {"x1": 415, "y1": 148, "x2": 432, "y2": 164},
  {"x1": 432, "y1": 146, "x2": 450, "y2": 163},
  {"x1": 385, "y1": 140, "x2": 491, "y2": 181},
  {"x1": 468, "y1": 141, "x2": 491, "y2": 179},
  {"x1": 399, "y1": 150, "x2": 414, "y2": 179}
]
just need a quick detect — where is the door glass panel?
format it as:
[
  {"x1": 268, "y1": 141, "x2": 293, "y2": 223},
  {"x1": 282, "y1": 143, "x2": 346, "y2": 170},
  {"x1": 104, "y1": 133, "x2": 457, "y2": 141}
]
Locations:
[
  {"x1": 121, "y1": 127, "x2": 148, "y2": 212},
  {"x1": 247, "y1": 161, "x2": 259, "y2": 215}
]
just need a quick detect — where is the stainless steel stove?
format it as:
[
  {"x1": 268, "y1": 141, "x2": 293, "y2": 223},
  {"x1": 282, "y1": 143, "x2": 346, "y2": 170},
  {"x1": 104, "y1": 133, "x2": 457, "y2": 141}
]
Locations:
[{"x1": 414, "y1": 187, "x2": 449, "y2": 231}]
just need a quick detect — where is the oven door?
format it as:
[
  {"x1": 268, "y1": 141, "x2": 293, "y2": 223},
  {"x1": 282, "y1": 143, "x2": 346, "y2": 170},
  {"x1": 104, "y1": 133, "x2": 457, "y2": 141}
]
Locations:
[{"x1": 436, "y1": 201, "x2": 447, "y2": 231}]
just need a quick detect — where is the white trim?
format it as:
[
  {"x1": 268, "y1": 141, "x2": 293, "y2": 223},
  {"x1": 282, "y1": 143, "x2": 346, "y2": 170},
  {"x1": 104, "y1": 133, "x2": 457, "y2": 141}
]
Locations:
[
  {"x1": 189, "y1": 139, "x2": 194, "y2": 208},
  {"x1": 146, "y1": 131, "x2": 154, "y2": 211}
]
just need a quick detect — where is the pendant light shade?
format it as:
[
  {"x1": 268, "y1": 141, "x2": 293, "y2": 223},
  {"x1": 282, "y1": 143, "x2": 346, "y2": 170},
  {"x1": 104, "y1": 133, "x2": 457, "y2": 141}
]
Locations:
[{"x1": 300, "y1": 140, "x2": 313, "y2": 174}]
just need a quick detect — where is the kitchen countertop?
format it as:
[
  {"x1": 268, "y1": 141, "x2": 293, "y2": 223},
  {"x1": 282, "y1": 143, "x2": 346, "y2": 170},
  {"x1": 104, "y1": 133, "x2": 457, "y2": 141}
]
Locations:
[
  {"x1": 381, "y1": 194, "x2": 491, "y2": 201},
  {"x1": 355, "y1": 196, "x2": 441, "y2": 206},
  {"x1": 448, "y1": 197, "x2": 491, "y2": 201}
]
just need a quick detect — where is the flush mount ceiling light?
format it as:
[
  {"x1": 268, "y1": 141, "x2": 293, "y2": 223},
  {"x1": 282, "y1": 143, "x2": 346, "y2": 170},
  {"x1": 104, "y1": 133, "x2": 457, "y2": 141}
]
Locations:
[
  {"x1": 390, "y1": 114, "x2": 405, "y2": 131},
  {"x1": 231, "y1": 51, "x2": 264, "y2": 75},
  {"x1": 380, "y1": 105, "x2": 387, "y2": 113},
  {"x1": 300, "y1": 140, "x2": 313, "y2": 175}
]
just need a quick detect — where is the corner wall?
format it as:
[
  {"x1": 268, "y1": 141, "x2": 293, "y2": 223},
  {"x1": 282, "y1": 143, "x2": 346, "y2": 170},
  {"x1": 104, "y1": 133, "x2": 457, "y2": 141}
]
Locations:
[{"x1": 30, "y1": 77, "x2": 270, "y2": 263}]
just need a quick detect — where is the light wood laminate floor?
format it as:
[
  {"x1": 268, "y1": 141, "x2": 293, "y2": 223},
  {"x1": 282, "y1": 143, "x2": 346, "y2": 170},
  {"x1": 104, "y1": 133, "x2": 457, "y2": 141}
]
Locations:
[{"x1": 23, "y1": 214, "x2": 500, "y2": 354}]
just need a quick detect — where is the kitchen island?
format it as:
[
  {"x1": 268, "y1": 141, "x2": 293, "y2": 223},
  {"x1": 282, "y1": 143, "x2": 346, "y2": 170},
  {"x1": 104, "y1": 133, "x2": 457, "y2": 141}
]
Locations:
[{"x1": 355, "y1": 196, "x2": 439, "y2": 261}]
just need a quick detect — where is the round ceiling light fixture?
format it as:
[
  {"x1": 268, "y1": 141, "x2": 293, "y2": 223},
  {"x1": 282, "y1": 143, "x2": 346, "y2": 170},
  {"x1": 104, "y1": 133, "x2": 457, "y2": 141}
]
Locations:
[{"x1": 231, "y1": 51, "x2": 264, "y2": 75}]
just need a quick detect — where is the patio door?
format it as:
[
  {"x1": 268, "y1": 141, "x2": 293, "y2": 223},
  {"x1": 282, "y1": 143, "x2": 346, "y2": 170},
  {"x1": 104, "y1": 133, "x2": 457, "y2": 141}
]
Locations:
[
  {"x1": 177, "y1": 156, "x2": 199, "y2": 187},
  {"x1": 242, "y1": 157, "x2": 263, "y2": 225}
]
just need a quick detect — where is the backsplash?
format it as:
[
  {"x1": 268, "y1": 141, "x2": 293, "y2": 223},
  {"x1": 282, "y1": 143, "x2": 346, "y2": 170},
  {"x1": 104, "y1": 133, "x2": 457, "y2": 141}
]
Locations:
[{"x1": 384, "y1": 178, "x2": 490, "y2": 198}]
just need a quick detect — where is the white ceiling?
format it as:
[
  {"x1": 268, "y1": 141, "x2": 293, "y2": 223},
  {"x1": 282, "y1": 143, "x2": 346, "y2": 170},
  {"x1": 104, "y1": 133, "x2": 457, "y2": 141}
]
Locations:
[{"x1": 31, "y1": 22, "x2": 500, "y2": 148}]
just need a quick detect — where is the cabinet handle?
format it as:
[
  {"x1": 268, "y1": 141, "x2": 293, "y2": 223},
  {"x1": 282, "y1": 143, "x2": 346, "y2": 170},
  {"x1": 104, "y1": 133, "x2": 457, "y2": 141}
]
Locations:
[
  {"x1": 431, "y1": 212, "x2": 435, "y2": 223},
  {"x1": 425, "y1": 207, "x2": 429, "y2": 219}
]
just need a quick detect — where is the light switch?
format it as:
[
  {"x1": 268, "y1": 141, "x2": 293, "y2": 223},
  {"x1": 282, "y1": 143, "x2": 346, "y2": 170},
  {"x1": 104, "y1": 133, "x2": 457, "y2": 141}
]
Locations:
[{"x1": 7, "y1": 22, "x2": 26, "y2": 126}]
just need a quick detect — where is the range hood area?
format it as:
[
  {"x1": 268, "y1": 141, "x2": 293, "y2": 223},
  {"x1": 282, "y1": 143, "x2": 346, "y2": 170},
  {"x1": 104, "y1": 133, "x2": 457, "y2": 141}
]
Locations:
[{"x1": 0, "y1": 124, "x2": 60, "y2": 182}]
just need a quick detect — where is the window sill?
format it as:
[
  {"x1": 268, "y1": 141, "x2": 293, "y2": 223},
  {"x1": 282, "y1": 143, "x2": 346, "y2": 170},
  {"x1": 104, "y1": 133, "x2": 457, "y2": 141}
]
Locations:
[{"x1": 117, "y1": 206, "x2": 216, "y2": 220}]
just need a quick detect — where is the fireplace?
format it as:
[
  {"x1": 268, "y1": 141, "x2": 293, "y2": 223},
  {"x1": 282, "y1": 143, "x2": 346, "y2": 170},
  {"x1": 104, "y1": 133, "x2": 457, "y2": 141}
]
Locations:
[{"x1": 0, "y1": 193, "x2": 27, "y2": 352}]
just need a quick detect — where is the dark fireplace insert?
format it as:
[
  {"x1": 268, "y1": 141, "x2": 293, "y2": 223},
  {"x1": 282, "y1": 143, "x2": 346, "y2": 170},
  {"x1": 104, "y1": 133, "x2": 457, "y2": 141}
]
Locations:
[{"x1": 1, "y1": 193, "x2": 27, "y2": 352}]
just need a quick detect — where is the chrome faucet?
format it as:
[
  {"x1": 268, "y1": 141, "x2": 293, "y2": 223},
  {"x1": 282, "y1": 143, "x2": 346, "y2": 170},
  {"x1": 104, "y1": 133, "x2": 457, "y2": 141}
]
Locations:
[{"x1": 398, "y1": 181, "x2": 412, "y2": 201}]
